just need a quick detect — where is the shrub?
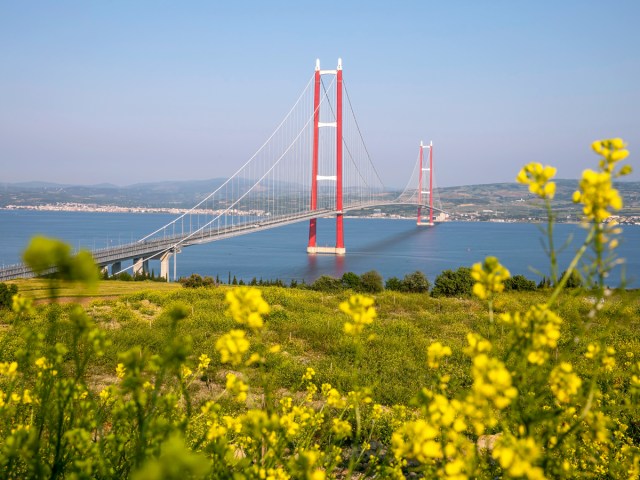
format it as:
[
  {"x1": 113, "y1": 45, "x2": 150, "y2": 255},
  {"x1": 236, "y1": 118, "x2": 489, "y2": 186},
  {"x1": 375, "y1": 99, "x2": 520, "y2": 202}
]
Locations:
[
  {"x1": 401, "y1": 271, "x2": 430, "y2": 293},
  {"x1": 560, "y1": 269, "x2": 583, "y2": 288},
  {"x1": 179, "y1": 273, "x2": 216, "y2": 288},
  {"x1": 359, "y1": 270, "x2": 384, "y2": 293},
  {"x1": 431, "y1": 266, "x2": 473, "y2": 297},
  {"x1": 385, "y1": 276, "x2": 403, "y2": 291},
  {"x1": 504, "y1": 274, "x2": 537, "y2": 291},
  {"x1": 341, "y1": 272, "x2": 361, "y2": 290},
  {"x1": 311, "y1": 275, "x2": 343, "y2": 292},
  {"x1": 0, "y1": 282, "x2": 18, "y2": 309}
]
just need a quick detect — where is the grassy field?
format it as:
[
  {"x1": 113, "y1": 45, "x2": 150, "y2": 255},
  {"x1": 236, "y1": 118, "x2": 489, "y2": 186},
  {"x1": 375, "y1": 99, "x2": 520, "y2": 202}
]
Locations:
[
  {"x1": 1, "y1": 278, "x2": 639, "y2": 478},
  {"x1": 6, "y1": 278, "x2": 181, "y2": 302},
  {"x1": 3, "y1": 280, "x2": 638, "y2": 406}
]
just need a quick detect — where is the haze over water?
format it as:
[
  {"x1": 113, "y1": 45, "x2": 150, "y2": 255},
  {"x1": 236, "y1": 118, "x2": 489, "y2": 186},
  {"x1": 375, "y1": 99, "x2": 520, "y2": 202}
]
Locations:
[{"x1": 1, "y1": 210, "x2": 638, "y2": 287}]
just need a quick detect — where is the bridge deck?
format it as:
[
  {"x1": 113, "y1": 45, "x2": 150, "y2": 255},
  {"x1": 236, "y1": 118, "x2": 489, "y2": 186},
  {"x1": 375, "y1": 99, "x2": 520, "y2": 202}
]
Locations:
[{"x1": 0, "y1": 201, "x2": 443, "y2": 281}]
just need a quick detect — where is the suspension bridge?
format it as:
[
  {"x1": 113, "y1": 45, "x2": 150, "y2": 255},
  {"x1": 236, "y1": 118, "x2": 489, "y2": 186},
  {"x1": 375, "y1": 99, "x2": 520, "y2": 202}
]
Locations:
[{"x1": 0, "y1": 59, "x2": 446, "y2": 282}]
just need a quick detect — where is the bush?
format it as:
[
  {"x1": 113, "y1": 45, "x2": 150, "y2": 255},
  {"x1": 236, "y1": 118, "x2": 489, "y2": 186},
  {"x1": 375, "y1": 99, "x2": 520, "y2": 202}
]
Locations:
[
  {"x1": 385, "y1": 276, "x2": 403, "y2": 291},
  {"x1": 359, "y1": 270, "x2": 384, "y2": 293},
  {"x1": 179, "y1": 273, "x2": 216, "y2": 288},
  {"x1": 341, "y1": 272, "x2": 361, "y2": 290},
  {"x1": 311, "y1": 275, "x2": 343, "y2": 292},
  {"x1": 401, "y1": 271, "x2": 430, "y2": 293},
  {"x1": 0, "y1": 282, "x2": 18, "y2": 309},
  {"x1": 560, "y1": 269, "x2": 583, "y2": 288},
  {"x1": 504, "y1": 274, "x2": 537, "y2": 291},
  {"x1": 431, "y1": 267, "x2": 473, "y2": 297}
]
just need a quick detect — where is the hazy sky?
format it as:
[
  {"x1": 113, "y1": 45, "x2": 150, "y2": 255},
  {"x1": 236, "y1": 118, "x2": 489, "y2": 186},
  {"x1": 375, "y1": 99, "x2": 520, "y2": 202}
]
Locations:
[{"x1": 1, "y1": 0, "x2": 638, "y2": 188}]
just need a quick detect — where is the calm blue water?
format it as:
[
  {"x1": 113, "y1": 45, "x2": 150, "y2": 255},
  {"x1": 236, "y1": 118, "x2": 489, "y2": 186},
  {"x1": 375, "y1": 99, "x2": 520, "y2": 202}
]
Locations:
[{"x1": 1, "y1": 210, "x2": 638, "y2": 287}]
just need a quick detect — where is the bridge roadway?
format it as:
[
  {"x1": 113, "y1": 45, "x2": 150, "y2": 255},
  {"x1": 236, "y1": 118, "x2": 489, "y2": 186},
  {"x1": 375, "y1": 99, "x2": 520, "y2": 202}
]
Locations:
[
  {"x1": 0, "y1": 201, "x2": 442, "y2": 282},
  {"x1": 0, "y1": 208, "x2": 336, "y2": 281}
]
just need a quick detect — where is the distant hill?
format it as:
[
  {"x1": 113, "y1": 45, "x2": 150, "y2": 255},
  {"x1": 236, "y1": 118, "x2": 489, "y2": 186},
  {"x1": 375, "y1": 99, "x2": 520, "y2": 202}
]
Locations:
[
  {"x1": 434, "y1": 179, "x2": 640, "y2": 221},
  {"x1": 2, "y1": 178, "x2": 639, "y2": 221}
]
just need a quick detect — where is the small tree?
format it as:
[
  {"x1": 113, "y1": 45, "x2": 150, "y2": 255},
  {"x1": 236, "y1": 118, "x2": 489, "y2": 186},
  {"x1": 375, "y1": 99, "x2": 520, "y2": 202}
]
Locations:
[
  {"x1": 431, "y1": 267, "x2": 473, "y2": 297},
  {"x1": 311, "y1": 275, "x2": 343, "y2": 292},
  {"x1": 504, "y1": 274, "x2": 537, "y2": 291},
  {"x1": 560, "y1": 269, "x2": 583, "y2": 288},
  {"x1": 402, "y1": 271, "x2": 430, "y2": 293},
  {"x1": 341, "y1": 272, "x2": 361, "y2": 290},
  {"x1": 0, "y1": 282, "x2": 18, "y2": 309},
  {"x1": 359, "y1": 270, "x2": 384, "y2": 293},
  {"x1": 385, "y1": 276, "x2": 403, "y2": 291}
]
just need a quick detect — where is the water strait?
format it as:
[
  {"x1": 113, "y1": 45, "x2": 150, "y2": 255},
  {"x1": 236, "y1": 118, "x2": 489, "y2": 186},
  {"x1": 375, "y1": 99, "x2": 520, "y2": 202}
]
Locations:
[{"x1": 1, "y1": 210, "x2": 638, "y2": 287}]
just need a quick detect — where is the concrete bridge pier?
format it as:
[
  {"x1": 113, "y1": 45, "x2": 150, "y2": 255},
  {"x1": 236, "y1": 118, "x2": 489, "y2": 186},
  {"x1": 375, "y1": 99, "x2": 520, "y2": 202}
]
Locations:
[
  {"x1": 160, "y1": 252, "x2": 172, "y2": 281},
  {"x1": 111, "y1": 262, "x2": 122, "y2": 276},
  {"x1": 157, "y1": 247, "x2": 181, "y2": 281},
  {"x1": 132, "y1": 258, "x2": 149, "y2": 276}
]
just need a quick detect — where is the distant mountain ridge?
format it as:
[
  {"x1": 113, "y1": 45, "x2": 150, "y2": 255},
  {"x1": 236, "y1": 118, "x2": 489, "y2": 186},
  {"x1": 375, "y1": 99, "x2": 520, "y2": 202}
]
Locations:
[{"x1": 2, "y1": 178, "x2": 639, "y2": 219}]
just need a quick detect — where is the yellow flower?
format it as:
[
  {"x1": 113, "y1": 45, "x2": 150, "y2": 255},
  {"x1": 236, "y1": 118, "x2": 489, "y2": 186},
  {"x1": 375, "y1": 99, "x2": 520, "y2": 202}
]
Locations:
[
  {"x1": 392, "y1": 419, "x2": 443, "y2": 462},
  {"x1": 115, "y1": 363, "x2": 126, "y2": 379},
  {"x1": 331, "y1": 418, "x2": 352, "y2": 440},
  {"x1": 602, "y1": 346, "x2": 616, "y2": 372},
  {"x1": 302, "y1": 367, "x2": 316, "y2": 382},
  {"x1": 215, "y1": 329, "x2": 250, "y2": 366},
  {"x1": 322, "y1": 383, "x2": 346, "y2": 408},
  {"x1": 22, "y1": 389, "x2": 33, "y2": 404},
  {"x1": 427, "y1": 341, "x2": 452, "y2": 369},
  {"x1": 585, "y1": 343, "x2": 600, "y2": 359},
  {"x1": 0, "y1": 361, "x2": 18, "y2": 378},
  {"x1": 499, "y1": 304, "x2": 562, "y2": 365},
  {"x1": 492, "y1": 435, "x2": 546, "y2": 480},
  {"x1": 225, "y1": 373, "x2": 248, "y2": 402},
  {"x1": 517, "y1": 162, "x2": 557, "y2": 199},
  {"x1": 310, "y1": 471, "x2": 325, "y2": 480},
  {"x1": 464, "y1": 333, "x2": 492, "y2": 357},
  {"x1": 573, "y1": 169, "x2": 623, "y2": 222},
  {"x1": 591, "y1": 138, "x2": 630, "y2": 171},
  {"x1": 339, "y1": 295, "x2": 376, "y2": 336},
  {"x1": 225, "y1": 286, "x2": 270, "y2": 330},
  {"x1": 12, "y1": 294, "x2": 34, "y2": 315},
  {"x1": 472, "y1": 354, "x2": 517, "y2": 410},
  {"x1": 197, "y1": 353, "x2": 211, "y2": 370},
  {"x1": 549, "y1": 362, "x2": 582, "y2": 404},
  {"x1": 471, "y1": 256, "x2": 510, "y2": 300},
  {"x1": 180, "y1": 365, "x2": 193, "y2": 379},
  {"x1": 99, "y1": 388, "x2": 111, "y2": 401},
  {"x1": 265, "y1": 468, "x2": 290, "y2": 480}
]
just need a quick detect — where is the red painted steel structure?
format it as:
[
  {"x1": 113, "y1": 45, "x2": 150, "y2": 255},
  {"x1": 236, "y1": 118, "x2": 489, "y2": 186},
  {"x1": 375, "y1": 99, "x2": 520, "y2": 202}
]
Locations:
[
  {"x1": 335, "y1": 61, "x2": 344, "y2": 250},
  {"x1": 417, "y1": 142, "x2": 424, "y2": 225},
  {"x1": 417, "y1": 141, "x2": 434, "y2": 226},
  {"x1": 428, "y1": 141, "x2": 434, "y2": 225},
  {"x1": 307, "y1": 60, "x2": 321, "y2": 249},
  {"x1": 307, "y1": 59, "x2": 345, "y2": 254}
]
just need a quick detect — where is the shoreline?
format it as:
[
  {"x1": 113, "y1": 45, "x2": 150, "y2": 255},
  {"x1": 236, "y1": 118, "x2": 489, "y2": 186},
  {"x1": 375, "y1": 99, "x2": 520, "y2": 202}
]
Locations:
[{"x1": 2, "y1": 205, "x2": 638, "y2": 226}]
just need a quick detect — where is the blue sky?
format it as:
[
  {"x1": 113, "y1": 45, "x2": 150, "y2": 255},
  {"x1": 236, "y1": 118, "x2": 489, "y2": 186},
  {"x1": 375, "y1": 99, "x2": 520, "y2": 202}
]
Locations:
[{"x1": 1, "y1": 0, "x2": 638, "y2": 188}]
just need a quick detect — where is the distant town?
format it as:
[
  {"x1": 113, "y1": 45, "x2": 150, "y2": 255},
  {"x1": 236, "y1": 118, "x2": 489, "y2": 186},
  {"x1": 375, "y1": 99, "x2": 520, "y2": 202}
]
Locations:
[
  {"x1": 2, "y1": 178, "x2": 639, "y2": 225},
  {"x1": 3, "y1": 202, "x2": 640, "y2": 226}
]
